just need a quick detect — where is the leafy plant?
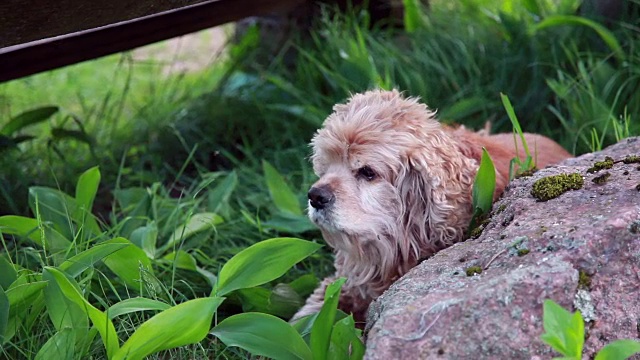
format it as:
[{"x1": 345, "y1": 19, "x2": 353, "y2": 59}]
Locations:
[
  {"x1": 469, "y1": 147, "x2": 496, "y2": 233},
  {"x1": 541, "y1": 299, "x2": 640, "y2": 360},
  {"x1": 0, "y1": 166, "x2": 362, "y2": 359}
]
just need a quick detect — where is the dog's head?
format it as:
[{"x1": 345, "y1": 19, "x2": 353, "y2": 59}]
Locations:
[{"x1": 308, "y1": 90, "x2": 477, "y2": 292}]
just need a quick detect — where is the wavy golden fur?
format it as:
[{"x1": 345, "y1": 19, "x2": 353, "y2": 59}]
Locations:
[{"x1": 292, "y1": 89, "x2": 571, "y2": 324}]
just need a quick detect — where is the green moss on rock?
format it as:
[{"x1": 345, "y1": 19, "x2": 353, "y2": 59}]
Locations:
[
  {"x1": 592, "y1": 172, "x2": 611, "y2": 184},
  {"x1": 587, "y1": 156, "x2": 614, "y2": 173},
  {"x1": 578, "y1": 270, "x2": 592, "y2": 289},
  {"x1": 623, "y1": 155, "x2": 640, "y2": 164},
  {"x1": 531, "y1": 173, "x2": 584, "y2": 201},
  {"x1": 517, "y1": 249, "x2": 530, "y2": 256},
  {"x1": 465, "y1": 266, "x2": 483, "y2": 276}
]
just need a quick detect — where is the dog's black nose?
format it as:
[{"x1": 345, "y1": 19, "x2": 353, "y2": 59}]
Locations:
[{"x1": 308, "y1": 186, "x2": 334, "y2": 209}]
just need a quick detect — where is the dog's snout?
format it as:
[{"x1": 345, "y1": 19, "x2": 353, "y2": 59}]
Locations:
[{"x1": 308, "y1": 186, "x2": 334, "y2": 209}]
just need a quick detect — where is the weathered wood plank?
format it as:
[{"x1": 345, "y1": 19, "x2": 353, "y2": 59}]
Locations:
[{"x1": 0, "y1": 0, "x2": 303, "y2": 82}]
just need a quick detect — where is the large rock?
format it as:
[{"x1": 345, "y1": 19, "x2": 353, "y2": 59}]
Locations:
[{"x1": 365, "y1": 137, "x2": 640, "y2": 359}]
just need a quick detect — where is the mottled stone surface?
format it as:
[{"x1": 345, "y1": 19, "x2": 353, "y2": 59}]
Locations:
[{"x1": 365, "y1": 137, "x2": 640, "y2": 359}]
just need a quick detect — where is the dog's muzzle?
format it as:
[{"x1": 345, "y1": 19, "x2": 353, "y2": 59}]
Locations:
[{"x1": 308, "y1": 185, "x2": 335, "y2": 210}]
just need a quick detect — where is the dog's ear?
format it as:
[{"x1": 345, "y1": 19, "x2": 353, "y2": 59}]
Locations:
[{"x1": 395, "y1": 139, "x2": 476, "y2": 261}]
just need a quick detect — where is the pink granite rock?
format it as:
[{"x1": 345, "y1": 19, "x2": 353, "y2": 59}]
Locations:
[{"x1": 365, "y1": 137, "x2": 640, "y2": 359}]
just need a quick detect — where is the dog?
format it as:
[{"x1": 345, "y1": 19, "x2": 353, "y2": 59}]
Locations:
[{"x1": 292, "y1": 89, "x2": 571, "y2": 324}]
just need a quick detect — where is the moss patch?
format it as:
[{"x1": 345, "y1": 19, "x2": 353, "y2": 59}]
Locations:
[
  {"x1": 531, "y1": 173, "x2": 584, "y2": 201},
  {"x1": 515, "y1": 168, "x2": 538, "y2": 178},
  {"x1": 592, "y1": 172, "x2": 611, "y2": 184},
  {"x1": 578, "y1": 270, "x2": 592, "y2": 289},
  {"x1": 493, "y1": 204, "x2": 507, "y2": 215},
  {"x1": 623, "y1": 155, "x2": 640, "y2": 164},
  {"x1": 517, "y1": 249, "x2": 530, "y2": 256},
  {"x1": 465, "y1": 266, "x2": 483, "y2": 276},
  {"x1": 587, "y1": 156, "x2": 614, "y2": 173}
]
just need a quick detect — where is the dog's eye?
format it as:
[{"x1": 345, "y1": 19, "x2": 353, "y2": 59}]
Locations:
[{"x1": 357, "y1": 166, "x2": 376, "y2": 181}]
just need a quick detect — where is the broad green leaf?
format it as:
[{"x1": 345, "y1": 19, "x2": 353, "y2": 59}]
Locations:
[
  {"x1": 0, "y1": 215, "x2": 43, "y2": 245},
  {"x1": 129, "y1": 223, "x2": 158, "y2": 259},
  {"x1": 75, "y1": 166, "x2": 100, "y2": 212},
  {"x1": 0, "y1": 256, "x2": 17, "y2": 290},
  {"x1": 107, "y1": 297, "x2": 171, "y2": 319},
  {"x1": 540, "y1": 300, "x2": 584, "y2": 358},
  {"x1": 6, "y1": 281, "x2": 48, "y2": 306},
  {"x1": 43, "y1": 267, "x2": 119, "y2": 358},
  {"x1": 114, "y1": 297, "x2": 223, "y2": 360},
  {"x1": 263, "y1": 212, "x2": 316, "y2": 233},
  {"x1": 34, "y1": 327, "x2": 75, "y2": 360},
  {"x1": 569, "y1": 310, "x2": 585, "y2": 357},
  {"x1": 29, "y1": 186, "x2": 77, "y2": 241},
  {"x1": 215, "y1": 238, "x2": 322, "y2": 296},
  {"x1": 532, "y1": 15, "x2": 624, "y2": 61},
  {"x1": 74, "y1": 166, "x2": 102, "y2": 236},
  {"x1": 329, "y1": 315, "x2": 364, "y2": 360},
  {"x1": 59, "y1": 242, "x2": 129, "y2": 278},
  {"x1": 211, "y1": 312, "x2": 312, "y2": 360},
  {"x1": 238, "y1": 283, "x2": 304, "y2": 318},
  {"x1": 289, "y1": 274, "x2": 319, "y2": 298},
  {"x1": 162, "y1": 212, "x2": 223, "y2": 252},
  {"x1": 0, "y1": 106, "x2": 59, "y2": 136},
  {"x1": 472, "y1": 148, "x2": 496, "y2": 215},
  {"x1": 162, "y1": 250, "x2": 198, "y2": 271},
  {"x1": 114, "y1": 188, "x2": 150, "y2": 215},
  {"x1": 102, "y1": 237, "x2": 153, "y2": 289},
  {"x1": 206, "y1": 171, "x2": 238, "y2": 217},
  {"x1": 3, "y1": 276, "x2": 47, "y2": 344},
  {"x1": 595, "y1": 339, "x2": 640, "y2": 360},
  {"x1": 0, "y1": 287, "x2": 8, "y2": 344},
  {"x1": 262, "y1": 160, "x2": 302, "y2": 216},
  {"x1": 43, "y1": 269, "x2": 89, "y2": 346},
  {"x1": 310, "y1": 278, "x2": 347, "y2": 357},
  {"x1": 0, "y1": 216, "x2": 71, "y2": 264}
]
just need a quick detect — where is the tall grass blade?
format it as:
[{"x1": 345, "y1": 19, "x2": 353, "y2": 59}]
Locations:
[{"x1": 532, "y1": 15, "x2": 625, "y2": 61}]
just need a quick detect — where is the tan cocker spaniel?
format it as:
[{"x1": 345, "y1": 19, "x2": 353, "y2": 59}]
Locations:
[{"x1": 293, "y1": 89, "x2": 571, "y2": 324}]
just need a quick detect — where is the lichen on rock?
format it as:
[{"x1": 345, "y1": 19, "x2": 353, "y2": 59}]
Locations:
[{"x1": 530, "y1": 172, "x2": 584, "y2": 201}]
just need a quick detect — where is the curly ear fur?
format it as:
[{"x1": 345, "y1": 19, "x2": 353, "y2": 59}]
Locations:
[{"x1": 395, "y1": 125, "x2": 478, "y2": 261}]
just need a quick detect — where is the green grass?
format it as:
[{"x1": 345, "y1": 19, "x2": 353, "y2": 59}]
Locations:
[{"x1": 2, "y1": 0, "x2": 640, "y2": 358}]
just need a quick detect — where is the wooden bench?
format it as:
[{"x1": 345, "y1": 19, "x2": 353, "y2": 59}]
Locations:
[{"x1": 0, "y1": 0, "x2": 303, "y2": 82}]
